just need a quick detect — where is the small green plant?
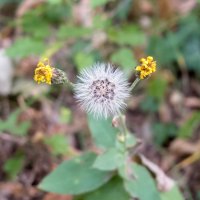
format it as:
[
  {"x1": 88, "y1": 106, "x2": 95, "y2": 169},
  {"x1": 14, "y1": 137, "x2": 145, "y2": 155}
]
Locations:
[
  {"x1": 3, "y1": 152, "x2": 25, "y2": 180},
  {"x1": 35, "y1": 57, "x2": 183, "y2": 200},
  {"x1": 0, "y1": 109, "x2": 31, "y2": 136},
  {"x1": 44, "y1": 134, "x2": 69, "y2": 156}
]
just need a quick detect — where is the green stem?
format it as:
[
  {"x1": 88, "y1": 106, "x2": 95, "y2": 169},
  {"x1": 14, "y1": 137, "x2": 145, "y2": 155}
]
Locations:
[
  {"x1": 66, "y1": 79, "x2": 74, "y2": 88},
  {"x1": 130, "y1": 78, "x2": 140, "y2": 91},
  {"x1": 119, "y1": 114, "x2": 128, "y2": 150},
  {"x1": 118, "y1": 114, "x2": 132, "y2": 179}
]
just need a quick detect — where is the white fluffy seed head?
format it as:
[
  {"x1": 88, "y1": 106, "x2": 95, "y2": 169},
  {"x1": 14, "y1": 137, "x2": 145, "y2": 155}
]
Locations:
[{"x1": 74, "y1": 63, "x2": 130, "y2": 118}]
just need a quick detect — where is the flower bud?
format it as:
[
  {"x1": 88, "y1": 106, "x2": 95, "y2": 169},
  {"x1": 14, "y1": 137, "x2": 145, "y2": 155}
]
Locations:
[{"x1": 51, "y1": 68, "x2": 67, "y2": 84}]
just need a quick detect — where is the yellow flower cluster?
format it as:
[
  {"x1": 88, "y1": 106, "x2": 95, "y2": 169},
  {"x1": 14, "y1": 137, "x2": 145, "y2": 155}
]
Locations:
[
  {"x1": 136, "y1": 56, "x2": 156, "y2": 79},
  {"x1": 34, "y1": 58, "x2": 53, "y2": 84}
]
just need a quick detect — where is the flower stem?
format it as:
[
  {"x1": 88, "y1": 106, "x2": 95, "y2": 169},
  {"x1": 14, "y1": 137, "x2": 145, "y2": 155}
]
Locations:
[
  {"x1": 130, "y1": 77, "x2": 140, "y2": 91},
  {"x1": 118, "y1": 114, "x2": 133, "y2": 179},
  {"x1": 119, "y1": 114, "x2": 128, "y2": 150},
  {"x1": 66, "y1": 79, "x2": 74, "y2": 88}
]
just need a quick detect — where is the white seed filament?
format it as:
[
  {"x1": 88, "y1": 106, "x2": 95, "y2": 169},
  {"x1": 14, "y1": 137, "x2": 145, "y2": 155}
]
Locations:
[{"x1": 74, "y1": 63, "x2": 130, "y2": 118}]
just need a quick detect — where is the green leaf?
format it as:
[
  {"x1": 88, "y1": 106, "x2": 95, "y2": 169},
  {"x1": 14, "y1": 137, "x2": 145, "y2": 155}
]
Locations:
[
  {"x1": 152, "y1": 123, "x2": 177, "y2": 146},
  {"x1": 93, "y1": 148, "x2": 124, "y2": 171},
  {"x1": 125, "y1": 132, "x2": 137, "y2": 148},
  {"x1": 44, "y1": 134, "x2": 69, "y2": 156},
  {"x1": 59, "y1": 107, "x2": 72, "y2": 124},
  {"x1": 114, "y1": 0, "x2": 133, "y2": 21},
  {"x1": 6, "y1": 37, "x2": 46, "y2": 58},
  {"x1": 57, "y1": 25, "x2": 92, "y2": 40},
  {"x1": 178, "y1": 112, "x2": 200, "y2": 138},
  {"x1": 140, "y1": 96, "x2": 159, "y2": 113},
  {"x1": 92, "y1": 15, "x2": 111, "y2": 29},
  {"x1": 71, "y1": 41, "x2": 89, "y2": 55},
  {"x1": 147, "y1": 35, "x2": 178, "y2": 66},
  {"x1": 160, "y1": 185, "x2": 184, "y2": 200},
  {"x1": 0, "y1": 109, "x2": 31, "y2": 136},
  {"x1": 124, "y1": 163, "x2": 161, "y2": 200},
  {"x1": 47, "y1": 0, "x2": 63, "y2": 4},
  {"x1": 3, "y1": 153, "x2": 25, "y2": 180},
  {"x1": 39, "y1": 152, "x2": 112, "y2": 194},
  {"x1": 0, "y1": 0, "x2": 22, "y2": 5},
  {"x1": 87, "y1": 115, "x2": 118, "y2": 149},
  {"x1": 79, "y1": 176, "x2": 130, "y2": 200},
  {"x1": 108, "y1": 25, "x2": 146, "y2": 46},
  {"x1": 91, "y1": 0, "x2": 110, "y2": 8},
  {"x1": 111, "y1": 48, "x2": 136, "y2": 74},
  {"x1": 21, "y1": 13, "x2": 50, "y2": 39},
  {"x1": 148, "y1": 15, "x2": 200, "y2": 71},
  {"x1": 183, "y1": 35, "x2": 200, "y2": 73},
  {"x1": 74, "y1": 52, "x2": 95, "y2": 71},
  {"x1": 147, "y1": 78, "x2": 168, "y2": 102}
]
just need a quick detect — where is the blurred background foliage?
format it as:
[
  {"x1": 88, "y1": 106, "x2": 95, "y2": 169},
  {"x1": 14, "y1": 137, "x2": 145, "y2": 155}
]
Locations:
[{"x1": 0, "y1": 0, "x2": 200, "y2": 199}]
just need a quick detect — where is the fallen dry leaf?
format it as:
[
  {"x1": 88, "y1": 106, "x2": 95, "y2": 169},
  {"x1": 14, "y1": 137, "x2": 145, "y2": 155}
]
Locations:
[
  {"x1": 91, "y1": 31, "x2": 107, "y2": 49},
  {"x1": 0, "y1": 183, "x2": 38, "y2": 199},
  {"x1": 139, "y1": 154, "x2": 175, "y2": 192},
  {"x1": 170, "y1": 0, "x2": 196, "y2": 15},
  {"x1": 185, "y1": 97, "x2": 200, "y2": 108},
  {"x1": 73, "y1": 0, "x2": 92, "y2": 27},
  {"x1": 43, "y1": 193, "x2": 73, "y2": 200},
  {"x1": 159, "y1": 103, "x2": 172, "y2": 123},
  {"x1": 176, "y1": 151, "x2": 200, "y2": 169},
  {"x1": 169, "y1": 139, "x2": 200, "y2": 155}
]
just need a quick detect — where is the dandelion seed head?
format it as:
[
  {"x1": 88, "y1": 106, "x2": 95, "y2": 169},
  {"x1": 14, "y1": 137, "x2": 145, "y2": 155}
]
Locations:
[{"x1": 74, "y1": 63, "x2": 130, "y2": 118}]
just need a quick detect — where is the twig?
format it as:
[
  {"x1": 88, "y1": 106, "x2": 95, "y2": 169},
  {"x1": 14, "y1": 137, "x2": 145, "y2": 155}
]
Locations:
[{"x1": 0, "y1": 132, "x2": 27, "y2": 145}]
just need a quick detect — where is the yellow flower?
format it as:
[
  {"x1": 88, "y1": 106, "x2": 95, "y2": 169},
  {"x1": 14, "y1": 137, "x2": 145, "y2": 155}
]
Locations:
[
  {"x1": 136, "y1": 56, "x2": 156, "y2": 79},
  {"x1": 34, "y1": 58, "x2": 53, "y2": 84}
]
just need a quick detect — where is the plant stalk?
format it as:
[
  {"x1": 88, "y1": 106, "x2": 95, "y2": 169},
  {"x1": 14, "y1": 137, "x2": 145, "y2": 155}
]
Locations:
[{"x1": 130, "y1": 77, "x2": 140, "y2": 91}]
